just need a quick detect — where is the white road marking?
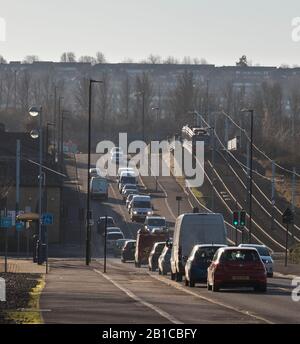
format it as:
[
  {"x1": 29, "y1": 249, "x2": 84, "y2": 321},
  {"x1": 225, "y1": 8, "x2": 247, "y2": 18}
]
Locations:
[
  {"x1": 148, "y1": 273, "x2": 274, "y2": 324},
  {"x1": 93, "y1": 269, "x2": 183, "y2": 324}
]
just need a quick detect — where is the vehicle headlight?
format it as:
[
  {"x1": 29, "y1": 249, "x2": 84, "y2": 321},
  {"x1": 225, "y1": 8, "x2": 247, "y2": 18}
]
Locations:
[
  {"x1": 264, "y1": 260, "x2": 269, "y2": 264},
  {"x1": 133, "y1": 211, "x2": 138, "y2": 214},
  {"x1": 147, "y1": 211, "x2": 153, "y2": 215}
]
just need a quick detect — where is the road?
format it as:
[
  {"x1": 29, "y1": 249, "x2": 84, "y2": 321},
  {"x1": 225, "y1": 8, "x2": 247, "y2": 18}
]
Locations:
[{"x1": 40, "y1": 154, "x2": 300, "y2": 324}]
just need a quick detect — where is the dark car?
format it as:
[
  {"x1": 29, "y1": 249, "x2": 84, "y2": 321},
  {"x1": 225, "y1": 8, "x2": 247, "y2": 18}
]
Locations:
[
  {"x1": 184, "y1": 244, "x2": 227, "y2": 287},
  {"x1": 113, "y1": 238, "x2": 128, "y2": 257},
  {"x1": 148, "y1": 242, "x2": 166, "y2": 272},
  {"x1": 207, "y1": 247, "x2": 267, "y2": 292},
  {"x1": 97, "y1": 216, "x2": 115, "y2": 235},
  {"x1": 121, "y1": 240, "x2": 136, "y2": 262}
]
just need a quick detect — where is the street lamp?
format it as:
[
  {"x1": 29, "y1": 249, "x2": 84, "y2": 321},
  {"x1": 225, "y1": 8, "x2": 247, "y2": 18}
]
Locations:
[
  {"x1": 151, "y1": 107, "x2": 160, "y2": 121},
  {"x1": 28, "y1": 106, "x2": 44, "y2": 265},
  {"x1": 86, "y1": 79, "x2": 103, "y2": 266},
  {"x1": 241, "y1": 108, "x2": 254, "y2": 244}
]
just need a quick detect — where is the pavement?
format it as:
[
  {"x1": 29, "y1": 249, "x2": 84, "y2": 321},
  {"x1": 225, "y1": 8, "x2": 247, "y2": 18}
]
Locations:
[{"x1": 0, "y1": 258, "x2": 47, "y2": 274}]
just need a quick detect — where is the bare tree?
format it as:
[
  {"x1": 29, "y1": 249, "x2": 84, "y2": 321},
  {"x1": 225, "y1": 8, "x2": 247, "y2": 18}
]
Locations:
[
  {"x1": 78, "y1": 56, "x2": 96, "y2": 65},
  {"x1": 22, "y1": 55, "x2": 39, "y2": 64},
  {"x1": 0, "y1": 55, "x2": 7, "y2": 64},
  {"x1": 236, "y1": 55, "x2": 248, "y2": 67},
  {"x1": 163, "y1": 56, "x2": 179, "y2": 64},
  {"x1": 60, "y1": 52, "x2": 76, "y2": 63},
  {"x1": 96, "y1": 52, "x2": 107, "y2": 64},
  {"x1": 147, "y1": 54, "x2": 162, "y2": 64}
]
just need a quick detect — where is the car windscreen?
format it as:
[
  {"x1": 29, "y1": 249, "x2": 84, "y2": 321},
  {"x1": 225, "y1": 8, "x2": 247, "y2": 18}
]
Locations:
[
  {"x1": 92, "y1": 179, "x2": 107, "y2": 191},
  {"x1": 254, "y1": 247, "x2": 270, "y2": 256},
  {"x1": 222, "y1": 250, "x2": 260, "y2": 262},
  {"x1": 133, "y1": 201, "x2": 151, "y2": 208},
  {"x1": 99, "y1": 218, "x2": 114, "y2": 226},
  {"x1": 107, "y1": 233, "x2": 124, "y2": 240}
]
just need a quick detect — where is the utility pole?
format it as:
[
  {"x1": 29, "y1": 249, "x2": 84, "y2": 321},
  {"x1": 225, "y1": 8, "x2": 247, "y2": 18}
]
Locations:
[
  {"x1": 241, "y1": 109, "x2": 254, "y2": 243},
  {"x1": 53, "y1": 86, "x2": 57, "y2": 163},
  {"x1": 206, "y1": 80, "x2": 209, "y2": 125},
  {"x1": 16, "y1": 140, "x2": 21, "y2": 257},
  {"x1": 291, "y1": 167, "x2": 296, "y2": 238},
  {"x1": 86, "y1": 80, "x2": 103, "y2": 266},
  {"x1": 142, "y1": 91, "x2": 145, "y2": 142},
  {"x1": 211, "y1": 127, "x2": 215, "y2": 212},
  {"x1": 271, "y1": 160, "x2": 275, "y2": 230}
]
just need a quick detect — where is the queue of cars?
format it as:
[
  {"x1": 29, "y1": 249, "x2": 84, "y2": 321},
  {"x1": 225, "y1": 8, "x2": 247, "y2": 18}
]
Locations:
[{"x1": 93, "y1": 146, "x2": 271, "y2": 294}]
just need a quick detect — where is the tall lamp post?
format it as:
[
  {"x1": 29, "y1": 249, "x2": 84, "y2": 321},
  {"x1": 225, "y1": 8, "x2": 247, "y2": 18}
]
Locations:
[
  {"x1": 86, "y1": 79, "x2": 103, "y2": 266},
  {"x1": 241, "y1": 108, "x2": 254, "y2": 243},
  {"x1": 28, "y1": 106, "x2": 44, "y2": 264}
]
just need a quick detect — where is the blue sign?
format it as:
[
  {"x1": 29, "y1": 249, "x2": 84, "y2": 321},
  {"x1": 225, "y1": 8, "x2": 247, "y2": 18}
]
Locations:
[
  {"x1": 42, "y1": 213, "x2": 54, "y2": 226},
  {"x1": 0, "y1": 217, "x2": 13, "y2": 228},
  {"x1": 16, "y1": 222, "x2": 25, "y2": 231}
]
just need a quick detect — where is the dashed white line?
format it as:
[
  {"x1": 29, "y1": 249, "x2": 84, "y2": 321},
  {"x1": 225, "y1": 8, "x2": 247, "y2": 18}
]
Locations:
[{"x1": 93, "y1": 269, "x2": 183, "y2": 324}]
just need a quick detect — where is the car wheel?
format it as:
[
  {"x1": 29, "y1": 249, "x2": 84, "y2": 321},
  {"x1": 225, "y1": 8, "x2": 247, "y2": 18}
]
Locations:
[
  {"x1": 176, "y1": 273, "x2": 182, "y2": 282},
  {"x1": 254, "y1": 285, "x2": 267, "y2": 293},
  {"x1": 212, "y1": 282, "x2": 220, "y2": 292},
  {"x1": 189, "y1": 280, "x2": 195, "y2": 288},
  {"x1": 184, "y1": 279, "x2": 188, "y2": 286},
  {"x1": 207, "y1": 282, "x2": 212, "y2": 291},
  {"x1": 171, "y1": 272, "x2": 176, "y2": 281},
  {"x1": 121, "y1": 258, "x2": 126, "y2": 263}
]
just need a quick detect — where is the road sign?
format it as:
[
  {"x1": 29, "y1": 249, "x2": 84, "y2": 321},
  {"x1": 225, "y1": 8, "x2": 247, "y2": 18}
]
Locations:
[
  {"x1": 282, "y1": 207, "x2": 294, "y2": 225},
  {"x1": 42, "y1": 213, "x2": 54, "y2": 226},
  {"x1": 16, "y1": 221, "x2": 25, "y2": 231},
  {"x1": 0, "y1": 217, "x2": 13, "y2": 228}
]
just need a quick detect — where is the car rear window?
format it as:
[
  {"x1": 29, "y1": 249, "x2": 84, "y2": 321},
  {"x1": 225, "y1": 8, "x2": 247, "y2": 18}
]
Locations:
[
  {"x1": 195, "y1": 246, "x2": 222, "y2": 261},
  {"x1": 148, "y1": 219, "x2": 166, "y2": 226},
  {"x1": 222, "y1": 250, "x2": 260, "y2": 262},
  {"x1": 107, "y1": 233, "x2": 124, "y2": 240}
]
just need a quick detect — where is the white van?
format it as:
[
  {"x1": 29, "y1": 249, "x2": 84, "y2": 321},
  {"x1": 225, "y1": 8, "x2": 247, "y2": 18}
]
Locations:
[
  {"x1": 118, "y1": 171, "x2": 138, "y2": 193},
  {"x1": 130, "y1": 195, "x2": 153, "y2": 222},
  {"x1": 170, "y1": 213, "x2": 227, "y2": 282},
  {"x1": 90, "y1": 176, "x2": 108, "y2": 201}
]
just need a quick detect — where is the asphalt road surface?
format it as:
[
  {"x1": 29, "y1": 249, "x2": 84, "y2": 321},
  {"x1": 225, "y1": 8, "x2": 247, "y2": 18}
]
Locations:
[{"x1": 40, "y1": 154, "x2": 300, "y2": 324}]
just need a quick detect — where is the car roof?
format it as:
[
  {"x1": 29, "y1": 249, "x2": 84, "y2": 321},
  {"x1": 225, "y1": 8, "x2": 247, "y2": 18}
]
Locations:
[
  {"x1": 239, "y1": 244, "x2": 267, "y2": 248},
  {"x1": 132, "y1": 195, "x2": 151, "y2": 200},
  {"x1": 194, "y1": 244, "x2": 227, "y2": 249},
  {"x1": 99, "y1": 216, "x2": 113, "y2": 220},
  {"x1": 146, "y1": 216, "x2": 166, "y2": 220},
  {"x1": 220, "y1": 246, "x2": 259, "y2": 252},
  {"x1": 106, "y1": 226, "x2": 121, "y2": 230}
]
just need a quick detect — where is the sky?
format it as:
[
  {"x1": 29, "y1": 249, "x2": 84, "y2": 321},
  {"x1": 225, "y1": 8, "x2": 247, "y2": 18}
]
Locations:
[{"x1": 0, "y1": 0, "x2": 300, "y2": 66}]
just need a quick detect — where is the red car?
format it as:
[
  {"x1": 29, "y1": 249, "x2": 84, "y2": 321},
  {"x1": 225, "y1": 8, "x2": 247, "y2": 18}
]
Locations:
[{"x1": 207, "y1": 247, "x2": 267, "y2": 292}]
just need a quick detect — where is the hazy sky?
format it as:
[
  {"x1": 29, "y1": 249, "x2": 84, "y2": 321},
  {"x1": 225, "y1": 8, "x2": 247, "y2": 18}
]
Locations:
[{"x1": 0, "y1": 0, "x2": 300, "y2": 66}]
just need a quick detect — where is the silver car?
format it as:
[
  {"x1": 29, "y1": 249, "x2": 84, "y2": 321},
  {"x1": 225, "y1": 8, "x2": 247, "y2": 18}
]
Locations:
[{"x1": 239, "y1": 244, "x2": 273, "y2": 277}]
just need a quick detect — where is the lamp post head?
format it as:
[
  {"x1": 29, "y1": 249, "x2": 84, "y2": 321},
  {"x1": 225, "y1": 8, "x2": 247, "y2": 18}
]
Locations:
[
  {"x1": 30, "y1": 129, "x2": 39, "y2": 139},
  {"x1": 29, "y1": 106, "x2": 41, "y2": 117}
]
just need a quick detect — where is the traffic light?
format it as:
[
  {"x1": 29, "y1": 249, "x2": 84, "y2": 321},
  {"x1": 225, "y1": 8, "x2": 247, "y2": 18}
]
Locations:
[
  {"x1": 240, "y1": 210, "x2": 246, "y2": 228},
  {"x1": 233, "y1": 211, "x2": 239, "y2": 227}
]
